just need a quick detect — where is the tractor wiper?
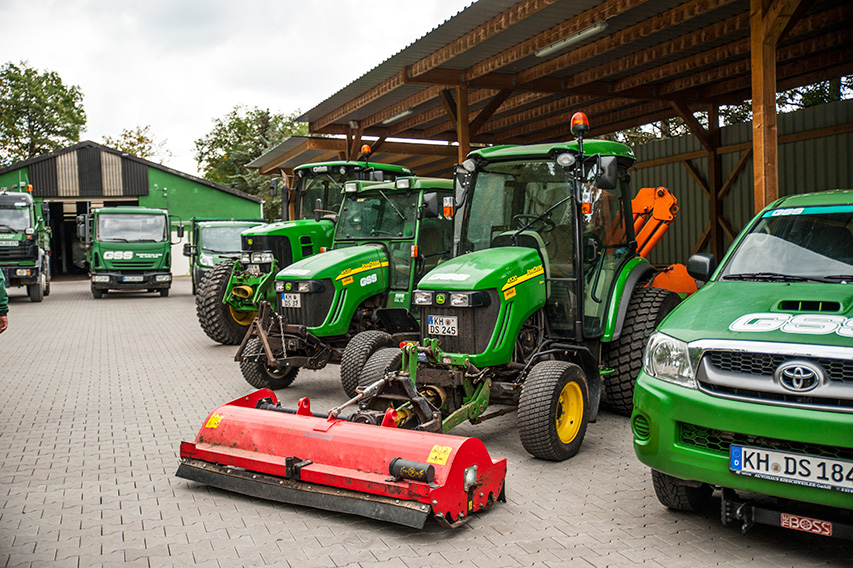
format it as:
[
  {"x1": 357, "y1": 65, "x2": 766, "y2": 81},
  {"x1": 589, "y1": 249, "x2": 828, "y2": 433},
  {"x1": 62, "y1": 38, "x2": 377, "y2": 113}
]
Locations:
[
  {"x1": 723, "y1": 272, "x2": 813, "y2": 282},
  {"x1": 512, "y1": 194, "x2": 573, "y2": 238},
  {"x1": 378, "y1": 189, "x2": 405, "y2": 220},
  {"x1": 323, "y1": 174, "x2": 343, "y2": 190}
]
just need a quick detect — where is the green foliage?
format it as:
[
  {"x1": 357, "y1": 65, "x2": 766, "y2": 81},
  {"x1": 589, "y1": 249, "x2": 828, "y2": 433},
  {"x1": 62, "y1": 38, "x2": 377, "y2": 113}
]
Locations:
[
  {"x1": 194, "y1": 105, "x2": 307, "y2": 221},
  {"x1": 102, "y1": 125, "x2": 172, "y2": 163},
  {"x1": 0, "y1": 61, "x2": 86, "y2": 167}
]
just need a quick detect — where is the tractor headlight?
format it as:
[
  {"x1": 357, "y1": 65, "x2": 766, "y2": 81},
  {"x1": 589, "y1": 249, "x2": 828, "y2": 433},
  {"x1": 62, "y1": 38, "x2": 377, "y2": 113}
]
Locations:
[
  {"x1": 448, "y1": 291, "x2": 491, "y2": 308},
  {"x1": 643, "y1": 332, "x2": 696, "y2": 388},
  {"x1": 92, "y1": 274, "x2": 109, "y2": 283},
  {"x1": 251, "y1": 251, "x2": 274, "y2": 263},
  {"x1": 240, "y1": 252, "x2": 252, "y2": 265},
  {"x1": 297, "y1": 281, "x2": 311, "y2": 293},
  {"x1": 275, "y1": 280, "x2": 285, "y2": 293},
  {"x1": 450, "y1": 293, "x2": 469, "y2": 307},
  {"x1": 413, "y1": 290, "x2": 433, "y2": 305},
  {"x1": 199, "y1": 253, "x2": 215, "y2": 267}
]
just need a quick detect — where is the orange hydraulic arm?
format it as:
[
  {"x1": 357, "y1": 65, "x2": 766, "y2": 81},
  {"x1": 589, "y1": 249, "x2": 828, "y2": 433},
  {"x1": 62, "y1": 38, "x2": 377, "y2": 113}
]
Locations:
[{"x1": 632, "y1": 187, "x2": 678, "y2": 258}]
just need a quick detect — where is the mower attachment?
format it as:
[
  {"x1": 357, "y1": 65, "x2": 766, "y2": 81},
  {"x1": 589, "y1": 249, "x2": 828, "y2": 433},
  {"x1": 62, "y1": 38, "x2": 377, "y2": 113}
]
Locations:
[{"x1": 177, "y1": 389, "x2": 507, "y2": 528}]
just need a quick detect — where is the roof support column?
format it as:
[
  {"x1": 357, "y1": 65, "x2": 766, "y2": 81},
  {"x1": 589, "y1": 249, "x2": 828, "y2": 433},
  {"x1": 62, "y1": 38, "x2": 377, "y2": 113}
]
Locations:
[
  {"x1": 707, "y1": 105, "x2": 725, "y2": 258},
  {"x1": 456, "y1": 84, "x2": 470, "y2": 164}
]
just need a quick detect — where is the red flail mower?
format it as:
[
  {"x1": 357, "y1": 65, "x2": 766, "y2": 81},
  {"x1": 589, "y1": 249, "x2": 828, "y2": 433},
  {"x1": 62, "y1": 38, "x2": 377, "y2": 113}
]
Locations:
[{"x1": 177, "y1": 389, "x2": 506, "y2": 528}]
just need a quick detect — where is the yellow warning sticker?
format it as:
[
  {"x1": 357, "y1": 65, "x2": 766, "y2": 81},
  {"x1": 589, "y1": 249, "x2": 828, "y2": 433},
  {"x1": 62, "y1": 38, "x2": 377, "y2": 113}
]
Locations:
[
  {"x1": 342, "y1": 276, "x2": 353, "y2": 286},
  {"x1": 504, "y1": 287, "x2": 516, "y2": 300},
  {"x1": 427, "y1": 445, "x2": 452, "y2": 465},
  {"x1": 205, "y1": 413, "x2": 223, "y2": 428}
]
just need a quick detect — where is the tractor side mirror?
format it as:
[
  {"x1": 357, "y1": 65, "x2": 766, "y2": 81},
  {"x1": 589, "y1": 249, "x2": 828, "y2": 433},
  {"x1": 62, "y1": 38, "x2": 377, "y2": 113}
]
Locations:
[
  {"x1": 687, "y1": 253, "x2": 716, "y2": 281},
  {"x1": 183, "y1": 243, "x2": 197, "y2": 257},
  {"x1": 176, "y1": 225, "x2": 185, "y2": 239},
  {"x1": 314, "y1": 198, "x2": 323, "y2": 222},
  {"x1": 421, "y1": 192, "x2": 440, "y2": 219},
  {"x1": 269, "y1": 178, "x2": 280, "y2": 197},
  {"x1": 596, "y1": 155, "x2": 618, "y2": 190}
]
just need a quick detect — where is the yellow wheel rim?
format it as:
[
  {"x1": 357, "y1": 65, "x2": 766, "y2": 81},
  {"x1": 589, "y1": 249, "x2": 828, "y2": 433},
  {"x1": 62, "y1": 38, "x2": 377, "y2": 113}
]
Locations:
[
  {"x1": 229, "y1": 307, "x2": 256, "y2": 325},
  {"x1": 555, "y1": 381, "x2": 583, "y2": 444}
]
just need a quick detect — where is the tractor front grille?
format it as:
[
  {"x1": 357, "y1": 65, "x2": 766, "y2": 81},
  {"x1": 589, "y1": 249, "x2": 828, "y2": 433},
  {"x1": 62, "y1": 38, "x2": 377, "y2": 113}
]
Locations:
[
  {"x1": 420, "y1": 290, "x2": 500, "y2": 355},
  {"x1": 279, "y1": 279, "x2": 335, "y2": 328},
  {"x1": 242, "y1": 234, "x2": 293, "y2": 268}
]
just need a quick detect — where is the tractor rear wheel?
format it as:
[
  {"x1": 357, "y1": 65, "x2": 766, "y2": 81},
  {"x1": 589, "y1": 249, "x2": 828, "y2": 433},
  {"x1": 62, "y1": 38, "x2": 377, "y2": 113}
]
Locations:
[
  {"x1": 651, "y1": 470, "x2": 713, "y2": 512},
  {"x1": 602, "y1": 286, "x2": 681, "y2": 416},
  {"x1": 340, "y1": 331, "x2": 394, "y2": 398},
  {"x1": 518, "y1": 361, "x2": 589, "y2": 461},
  {"x1": 358, "y1": 347, "x2": 404, "y2": 389},
  {"x1": 240, "y1": 337, "x2": 299, "y2": 389},
  {"x1": 196, "y1": 260, "x2": 252, "y2": 345}
]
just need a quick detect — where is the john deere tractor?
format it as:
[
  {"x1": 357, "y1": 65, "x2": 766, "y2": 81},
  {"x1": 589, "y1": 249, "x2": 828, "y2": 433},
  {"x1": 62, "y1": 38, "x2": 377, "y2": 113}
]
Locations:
[
  {"x1": 235, "y1": 176, "x2": 454, "y2": 390},
  {"x1": 340, "y1": 114, "x2": 683, "y2": 461},
  {"x1": 196, "y1": 159, "x2": 412, "y2": 344}
]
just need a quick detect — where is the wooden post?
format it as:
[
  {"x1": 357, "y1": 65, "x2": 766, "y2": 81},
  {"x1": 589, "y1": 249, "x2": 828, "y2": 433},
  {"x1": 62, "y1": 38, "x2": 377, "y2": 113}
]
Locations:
[{"x1": 456, "y1": 84, "x2": 470, "y2": 164}]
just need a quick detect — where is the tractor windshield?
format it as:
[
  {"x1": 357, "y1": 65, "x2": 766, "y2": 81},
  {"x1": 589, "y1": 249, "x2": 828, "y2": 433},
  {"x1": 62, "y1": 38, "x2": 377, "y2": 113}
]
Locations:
[
  {"x1": 336, "y1": 191, "x2": 418, "y2": 241},
  {"x1": 721, "y1": 205, "x2": 853, "y2": 281},
  {"x1": 200, "y1": 225, "x2": 252, "y2": 254},
  {"x1": 98, "y1": 214, "x2": 167, "y2": 243},
  {"x1": 0, "y1": 206, "x2": 31, "y2": 232},
  {"x1": 299, "y1": 171, "x2": 350, "y2": 220}
]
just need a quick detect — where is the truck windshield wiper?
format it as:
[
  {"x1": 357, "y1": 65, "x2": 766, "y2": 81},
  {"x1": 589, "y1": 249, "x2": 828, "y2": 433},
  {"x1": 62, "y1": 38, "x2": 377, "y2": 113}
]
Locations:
[
  {"x1": 378, "y1": 189, "x2": 405, "y2": 220},
  {"x1": 104, "y1": 238, "x2": 129, "y2": 242},
  {"x1": 0, "y1": 224, "x2": 19, "y2": 232},
  {"x1": 723, "y1": 272, "x2": 814, "y2": 282},
  {"x1": 822, "y1": 274, "x2": 853, "y2": 281}
]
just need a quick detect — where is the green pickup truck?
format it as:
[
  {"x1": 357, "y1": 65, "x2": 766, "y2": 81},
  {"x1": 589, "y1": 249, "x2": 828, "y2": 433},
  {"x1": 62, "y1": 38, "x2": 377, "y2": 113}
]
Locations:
[{"x1": 632, "y1": 189, "x2": 853, "y2": 539}]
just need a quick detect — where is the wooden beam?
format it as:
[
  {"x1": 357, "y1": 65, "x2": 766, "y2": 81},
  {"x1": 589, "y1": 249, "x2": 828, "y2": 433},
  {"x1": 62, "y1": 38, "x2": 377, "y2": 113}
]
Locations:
[
  {"x1": 681, "y1": 159, "x2": 710, "y2": 199},
  {"x1": 763, "y1": 0, "x2": 804, "y2": 45},
  {"x1": 671, "y1": 102, "x2": 714, "y2": 152},
  {"x1": 470, "y1": 89, "x2": 513, "y2": 136},
  {"x1": 751, "y1": 0, "x2": 780, "y2": 212},
  {"x1": 718, "y1": 148, "x2": 753, "y2": 200},
  {"x1": 438, "y1": 89, "x2": 458, "y2": 123},
  {"x1": 692, "y1": 221, "x2": 712, "y2": 256}
]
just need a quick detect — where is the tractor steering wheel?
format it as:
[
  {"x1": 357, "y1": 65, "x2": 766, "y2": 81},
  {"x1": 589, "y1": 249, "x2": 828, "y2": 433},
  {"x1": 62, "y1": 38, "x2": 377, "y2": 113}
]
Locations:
[{"x1": 513, "y1": 214, "x2": 556, "y2": 233}]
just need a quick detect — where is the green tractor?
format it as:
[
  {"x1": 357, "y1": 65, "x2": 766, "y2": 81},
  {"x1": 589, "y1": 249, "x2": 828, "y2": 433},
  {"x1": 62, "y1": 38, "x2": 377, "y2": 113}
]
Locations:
[
  {"x1": 183, "y1": 218, "x2": 265, "y2": 295},
  {"x1": 195, "y1": 159, "x2": 413, "y2": 345},
  {"x1": 339, "y1": 114, "x2": 684, "y2": 461},
  {"x1": 235, "y1": 176, "x2": 454, "y2": 390}
]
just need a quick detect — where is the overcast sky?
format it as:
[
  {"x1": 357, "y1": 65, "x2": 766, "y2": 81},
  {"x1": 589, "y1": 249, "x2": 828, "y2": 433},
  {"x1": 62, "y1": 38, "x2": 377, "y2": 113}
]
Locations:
[{"x1": 1, "y1": 0, "x2": 473, "y2": 174}]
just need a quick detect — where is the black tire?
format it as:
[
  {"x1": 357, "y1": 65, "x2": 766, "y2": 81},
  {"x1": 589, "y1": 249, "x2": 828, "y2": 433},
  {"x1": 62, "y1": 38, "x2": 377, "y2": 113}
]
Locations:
[
  {"x1": 357, "y1": 347, "x2": 404, "y2": 391},
  {"x1": 340, "y1": 331, "x2": 394, "y2": 398},
  {"x1": 43, "y1": 265, "x2": 50, "y2": 297},
  {"x1": 28, "y1": 276, "x2": 44, "y2": 303},
  {"x1": 651, "y1": 469, "x2": 713, "y2": 512},
  {"x1": 191, "y1": 272, "x2": 198, "y2": 295},
  {"x1": 602, "y1": 286, "x2": 681, "y2": 416},
  {"x1": 92, "y1": 287, "x2": 104, "y2": 299},
  {"x1": 518, "y1": 361, "x2": 589, "y2": 461},
  {"x1": 240, "y1": 338, "x2": 299, "y2": 389},
  {"x1": 160, "y1": 288, "x2": 169, "y2": 297},
  {"x1": 196, "y1": 260, "x2": 252, "y2": 345}
]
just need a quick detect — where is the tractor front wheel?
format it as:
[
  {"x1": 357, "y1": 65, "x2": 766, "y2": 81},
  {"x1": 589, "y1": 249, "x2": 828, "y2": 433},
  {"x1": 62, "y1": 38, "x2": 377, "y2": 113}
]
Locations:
[
  {"x1": 358, "y1": 347, "x2": 404, "y2": 389},
  {"x1": 602, "y1": 286, "x2": 681, "y2": 416},
  {"x1": 196, "y1": 260, "x2": 253, "y2": 345},
  {"x1": 651, "y1": 470, "x2": 713, "y2": 512},
  {"x1": 240, "y1": 338, "x2": 299, "y2": 389},
  {"x1": 340, "y1": 331, "x2": 394, "y2": 398},
  {"x1": 518, "y1": 361, "x2": 589, "y2": 461}
]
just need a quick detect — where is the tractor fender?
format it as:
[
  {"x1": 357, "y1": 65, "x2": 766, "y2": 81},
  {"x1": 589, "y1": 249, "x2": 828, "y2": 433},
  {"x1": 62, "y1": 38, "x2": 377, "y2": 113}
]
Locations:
[{"x1": 602, "y1": 259, "x2": 655, "y2": 343}]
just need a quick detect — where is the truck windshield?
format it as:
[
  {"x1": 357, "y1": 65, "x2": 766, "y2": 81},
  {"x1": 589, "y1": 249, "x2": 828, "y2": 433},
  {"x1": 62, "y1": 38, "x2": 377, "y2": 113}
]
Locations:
[
  {"x1": 200, "y1": 225, "x2": 252, "y2": 253},
  {"x1": 0, "y1": 207, "x2": 31, "y2": 232},
  {"x1": 98, "y1": 214, "x2": 167, "y2": 242},
  {"x1": 722, "y1": 205, "x2": 853, "y2": 280},
  {"x1": 336, "y1": 192, "x2": 418, "y2": 240}
]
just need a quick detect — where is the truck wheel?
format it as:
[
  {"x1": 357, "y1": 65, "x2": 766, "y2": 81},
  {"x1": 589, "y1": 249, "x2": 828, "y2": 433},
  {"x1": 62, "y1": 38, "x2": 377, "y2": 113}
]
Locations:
[
  {"x1": 28, "y1": 275, "x2": 44, "y2": 303},
  {"x1": 160, "y1": 288, "x2": 169, "y2": 297},
  {"x1": 240, "y1": 338, "x2": 298, "y2": 389},
  {"x1": 43, "y1": 265, "x2": 51, "y2": 297},
  {"x1": 602, "y1": 286, "x2": 681, "y2": 416},
  {"x1": 357, "y1": 347, "x2": 404, "y2": 390},
  {"x1": 340, "y1": 331, "x2": 394, "y2": 398},
  {"x1": 518, "y1": 361, "x2": 589, "y2": 461},
  {"x1": 651, "y1": 470, "x2": 713, "y2": 512},
  {"x1": 92, "y1": 286, "x2": 104, "y2": 299},
  {"x1": 196, "y1": 260, "x2": 250, "y2": 345}
]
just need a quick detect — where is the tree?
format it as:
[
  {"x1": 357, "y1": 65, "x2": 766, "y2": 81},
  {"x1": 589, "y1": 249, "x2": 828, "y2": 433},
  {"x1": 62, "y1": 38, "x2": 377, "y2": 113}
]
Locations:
[
  {"x1": 102, "y1": 125, "x2": 172, "y2": 163},
  {"x1": 0, "y1": 61, "x2": 86, "y2": 166},
  {"x1": 194, "y1": 105, "x2": 307, "y2": 220}
]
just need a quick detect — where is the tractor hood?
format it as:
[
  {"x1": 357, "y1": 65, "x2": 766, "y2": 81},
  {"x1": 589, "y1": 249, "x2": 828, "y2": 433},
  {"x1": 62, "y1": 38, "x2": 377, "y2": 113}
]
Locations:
[
  {"x1": 277, "y1": 244, "x2": 388, "y2": 283},
  {"x1": 244, "y1": 218, "x2": 333, "y2": 238},
  {"x1": 660, "y1": 280, "x2": 853, "y2": 348},
  {"x1": 418, "y1": 247, "x2": 544, "y2": 292}
]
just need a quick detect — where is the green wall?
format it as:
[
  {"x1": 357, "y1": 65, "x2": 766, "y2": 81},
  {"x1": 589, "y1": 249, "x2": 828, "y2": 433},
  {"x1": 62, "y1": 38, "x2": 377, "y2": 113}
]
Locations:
[
  {"x1": 0, "y1": 167, "x2": 29, "y2": 192},
  {"x1": 140, "y1": 167, "x2": 262, "y2": 224}
]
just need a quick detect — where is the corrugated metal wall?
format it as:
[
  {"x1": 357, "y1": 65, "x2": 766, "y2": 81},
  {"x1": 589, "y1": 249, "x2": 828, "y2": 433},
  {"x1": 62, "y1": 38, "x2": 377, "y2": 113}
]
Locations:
[
  {"x1": 29, "y1": 146, "x2": 150, "y2": 198},
  {"x1": 632, "y1": 99, "x2": 853, "y2": 266}
]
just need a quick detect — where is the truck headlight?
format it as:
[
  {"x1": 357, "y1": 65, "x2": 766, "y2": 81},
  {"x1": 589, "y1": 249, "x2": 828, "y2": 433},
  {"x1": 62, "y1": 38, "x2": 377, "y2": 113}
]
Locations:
[
  {"x1": 16, "y1": 268, "x2": 31, "y2": 277},
  {"x1": 251, "y1": 251, "x2": 274, "y2": 263},
  {"x1": 155, "y1": 274, "x2": 171, "y2": 282},
  {"x1": 92, "y1": 275, "x2": 110, "y2": 283},
  {"x1": 199, "y1": 253, "x2": 214, "y2": 267},
  {"x1": 413, "y1": 290, "x2": 433, "y2": 305},
  {"x1": 643, "y1": 332, "x2": 696, "y2": 388}
]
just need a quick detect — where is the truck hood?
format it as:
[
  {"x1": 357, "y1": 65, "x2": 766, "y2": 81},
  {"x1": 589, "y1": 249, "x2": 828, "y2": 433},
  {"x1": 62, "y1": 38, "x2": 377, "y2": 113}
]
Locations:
[
  {"x1": 661, "y1": 281, "x2": 853, "y2": 347},
  {"x1": 276, "y1": 244, "x2": 387, "y2": 281},
  {"x1": 418, "y1": 247, "x2": 543, "y2": 291}
]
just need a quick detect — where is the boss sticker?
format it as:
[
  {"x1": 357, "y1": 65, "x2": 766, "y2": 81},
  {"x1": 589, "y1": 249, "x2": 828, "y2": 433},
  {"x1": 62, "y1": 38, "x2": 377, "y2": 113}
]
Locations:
[
  {"x1": 360, "y1": 273, "x2": 378, "y2": 287},
  {"x1": 729, "y1": 313, "x2": 853, "y2": 337}
]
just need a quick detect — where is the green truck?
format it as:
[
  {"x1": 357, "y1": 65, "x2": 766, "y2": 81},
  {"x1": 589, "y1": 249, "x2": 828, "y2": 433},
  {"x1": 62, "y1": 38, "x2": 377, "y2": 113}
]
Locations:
[
  {"x1": 340, "y1": 115, "x2": 684, "y2": 461},
  {"x1": 0, "y1": 187, "x2": 51, "y2": 302},
  {"x1": 77, "y1": 206, "x2": 183, "y2": 298},
  {"x1": 196, "y1": 159, "x2": 413, "y2": 345},
  {"x1": 633, "y1": 189, "x2": 853, "y2": 539},
  {"x1": 235, "y1": 176, "x2": 453, "y2": 390},
  {"x1": 183, "y1": 219, "x2": 265, "y2": 294}
]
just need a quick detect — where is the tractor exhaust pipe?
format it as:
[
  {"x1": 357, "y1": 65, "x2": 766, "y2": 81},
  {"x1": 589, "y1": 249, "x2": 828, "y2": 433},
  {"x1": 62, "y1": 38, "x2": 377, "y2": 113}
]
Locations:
[{"x1": 231, "y1": 285, "x2": 254, "y2": 299}]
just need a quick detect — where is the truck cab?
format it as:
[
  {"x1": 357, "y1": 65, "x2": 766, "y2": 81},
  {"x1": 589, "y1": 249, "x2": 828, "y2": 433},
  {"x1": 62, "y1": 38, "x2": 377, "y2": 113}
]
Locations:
[
  {"x1": 78, "y1": 206, "x2": 182, "y2": 298},
  {"x1": 183, "y1": 219, "x2": 264, "y2": 294},
  {"x1": 0, "y1": 188, "x2": 51, "y2": 302}
]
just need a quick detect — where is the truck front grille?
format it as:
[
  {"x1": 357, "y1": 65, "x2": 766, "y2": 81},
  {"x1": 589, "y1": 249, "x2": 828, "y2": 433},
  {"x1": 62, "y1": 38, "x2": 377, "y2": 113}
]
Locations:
[
  {"x1": 278, "y1": 279, "x2": 335, "y2": 328},
  {"x1": 111, "y1": 260, "x2": 158, "y2": 269},
  {"x1": 708, "y1": 351, "x2": 853, "y2": 382},
  {"x1": 679, "y1": 423, "x2": 853, "y2": 461},
  {"x1": 420, "y1": 290, "x2": 499, "y2": 355},
  {"x1": 0, "y1": 243, "x2": 36, "y2": 261}
]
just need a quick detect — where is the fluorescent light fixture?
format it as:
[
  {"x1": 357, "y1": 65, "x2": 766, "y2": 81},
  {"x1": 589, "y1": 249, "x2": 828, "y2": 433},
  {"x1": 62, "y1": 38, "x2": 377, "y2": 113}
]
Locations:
[
  {"x1": 382, "y1": 109, "x2": 413, "y2": 125},
  {"x1": 535, "y1": 21, "x2": 608, "y2": 58}
]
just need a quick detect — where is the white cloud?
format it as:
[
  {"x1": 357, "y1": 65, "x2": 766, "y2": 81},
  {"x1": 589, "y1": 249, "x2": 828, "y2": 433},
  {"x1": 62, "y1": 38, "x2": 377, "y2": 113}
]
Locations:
[{"x1": 1, "y1": 0, "x2": 471, "y2": 174}]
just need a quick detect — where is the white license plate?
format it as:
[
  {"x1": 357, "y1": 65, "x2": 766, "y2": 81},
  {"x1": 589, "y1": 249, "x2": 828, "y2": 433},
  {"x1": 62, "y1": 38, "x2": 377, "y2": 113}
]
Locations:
[
  {"x1": 0, "y1": 241, "x2": 17, "y2": 247},
  {"x1": 730, "y1": 445, "x2": 853, "y2": 493},
  {"x1": 427, "y1": 315, "x2": 458, "y2": 336},
  {"x1": 281, "y1": 293, "x2": 301, "y2": 308},
  {"x1": 122, "y1": 276, "x2": 144, "y2": 282}
]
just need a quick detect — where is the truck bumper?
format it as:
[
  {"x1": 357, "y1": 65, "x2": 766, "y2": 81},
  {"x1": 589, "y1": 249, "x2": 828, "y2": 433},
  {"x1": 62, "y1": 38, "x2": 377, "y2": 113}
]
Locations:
[
  {"x1": 1, "y1": 265, "x2": 40, "y2": 287},
  {"x1": 631, "y1": 372, "x2": 853, "y2": 510},
  {"x1": 91, "y1": 271, "x2": 171, "y2": 290}
]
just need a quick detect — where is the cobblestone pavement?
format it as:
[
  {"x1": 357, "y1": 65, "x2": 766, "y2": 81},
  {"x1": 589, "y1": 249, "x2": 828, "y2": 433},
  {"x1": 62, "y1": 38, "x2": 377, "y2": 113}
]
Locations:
[{"x1": 0, "y1": 278, "x2": 851, "y2": 568}]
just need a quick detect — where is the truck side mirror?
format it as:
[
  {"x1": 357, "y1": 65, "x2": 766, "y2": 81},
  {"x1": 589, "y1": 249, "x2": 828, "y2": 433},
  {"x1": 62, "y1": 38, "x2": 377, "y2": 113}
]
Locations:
[
  {"x1": 314, "y1": 198, "x2": 323, "y2": 222},
  {"x1": 687, "y1": 253, "x2": 716, "y2": 281},
  {"x1": 421, "y1": 192, "x2": 440, "y2": 219},
  {"x1": 176, "y1": 225, "x2": 185, "y2": 238},
  {"x1": 76, "y1": 215, "x2": 86, "y2": 240},
  {"x1": 42, "y1": 202, "x2": 50, "y2": 223},
  {"x1": 183, "y1": 243, "x2": 198, "y2": 257},
  {"x1": 596, "y1": 155, "x2": 618, "y2": 190}
]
